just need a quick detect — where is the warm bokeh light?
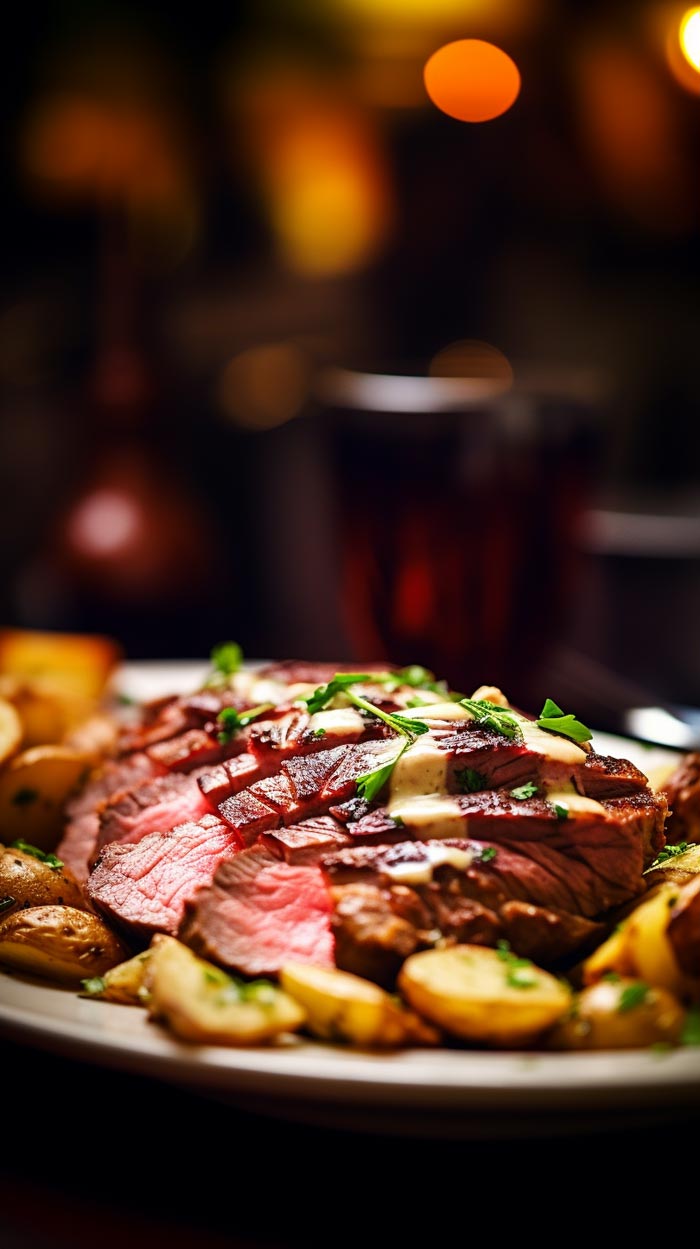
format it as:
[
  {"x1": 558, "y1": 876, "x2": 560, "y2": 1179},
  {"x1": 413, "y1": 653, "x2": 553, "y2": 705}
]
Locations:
[
  {"x1": 423, "y1": 39, "x2": 520, "y2": 123},
  {"x1": 429, "y1": 339, "x2": 513, "y2": 393},
  {"x1": 217, "y1": 343, "x2": 310, "y2": 430},
  {"x1": 576, "y1": 39, "x2": 691, "y2": 232},
  {"x1": 680, "y1": 7, "x2": 700, "y2": 70},
  {"x1": 232, "y1": 73, "x2": 392, "y2": 275}
]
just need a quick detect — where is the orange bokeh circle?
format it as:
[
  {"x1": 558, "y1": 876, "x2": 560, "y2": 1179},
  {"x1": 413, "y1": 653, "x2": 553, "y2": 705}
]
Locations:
[{"x1": 424, "y1": 39, "x2": 521, "y2": 123}]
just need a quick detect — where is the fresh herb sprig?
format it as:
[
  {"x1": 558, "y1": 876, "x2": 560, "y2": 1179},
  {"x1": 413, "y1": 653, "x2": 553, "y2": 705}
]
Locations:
[
  {"x1": 536, "y1": 698, "x2": 592, "y2": 745},
  {"x1": 459, "y1": 698, "x2": 523, "y2": 741},
  {"x1": 205, "y1": 641, "x2": 244, "y2": 687},
  {"x1": 356, "y1": 745, "x2": 408, "y2": 803},
  {"x1": 217, "y1": 703, "x2": 275, "y2": 744},
  {"x1": 456, "y1": 768, "x2": 487, "y2": 793},
  {"x1": 303, "y1": 673, "x2": 374, "y2": 714},
  {"x1": 10, "y1": 841, "x2": 63, "y2": 870},
  {"x1": 617, "y1": 981, "x2": 650, "y2": 1013}
]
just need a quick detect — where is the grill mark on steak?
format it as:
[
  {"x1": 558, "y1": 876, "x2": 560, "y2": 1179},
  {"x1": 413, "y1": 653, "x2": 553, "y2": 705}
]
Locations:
[
  {"x1": 88, "y1": 814, "x2": 241, "y2": 937},
  {"x1": 96, "y1": 769, "x2": 213, "y2": 858}
]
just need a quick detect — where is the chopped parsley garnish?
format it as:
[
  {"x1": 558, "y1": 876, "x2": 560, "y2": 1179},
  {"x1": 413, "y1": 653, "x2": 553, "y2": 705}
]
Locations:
[
  {"x1": 480, "y1": 846, "x2": 498, "y2": 863},
  {"x1": 203, "y1": 965, "x2": 278, "y2": 1009},
  {"x1": 312, "y1": 727, "x2": 327, "y2": 738},
  {"x1": 602, "y1": 971, "x2": 622, "y2": 983},
  {"x1": 11, "y1": 788, "x2": 38, "y2": 807},
  {"x1": 376, "y1": 665, "x2": 447, "y2": 695},
  {"x1": 681, "y1": 1005, "x2": 700, "y2": 1046},
  {"x1": 552, "y1": 803, "x2": 569, "y2": 820},
  {"x1": 510, "y1": 781, "x2": 539, "y2": 800},
  {"x1": 10, "y1": 841, "x2": 63, "y2": 870},
  {"x1": 535, "y1": 698, "x2": 592, "y2": 745},
  {"x1": 216, "y1": 702, "x2": 274, "y2": 744},
  {"x1": 455, "y1": 768, "x2": 487, "y2": 793},
  {"x1": 648, "y1": 842, "x2": 690, "y2": 869},
  {"x1": 0, "y1": 896, "x2": 15, "y2": 914},
  {"x1": 81, "y1": 976, "x2": 106, "y2": 997},
  {"x1": 459, "y1": 698, "x2": 522, "y2": 741},
  {"x1": 496, "y1": 939, "x2": 538, "y2": 989},
  {"x1": 617, "y1": 981, "x2": 650, "y2": 1013}
]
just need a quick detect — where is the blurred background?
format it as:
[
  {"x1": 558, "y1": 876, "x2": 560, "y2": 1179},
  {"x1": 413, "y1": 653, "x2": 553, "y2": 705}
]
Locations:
[{"x1": 2, "y1": 0, "x2": 700, "y2": 724}]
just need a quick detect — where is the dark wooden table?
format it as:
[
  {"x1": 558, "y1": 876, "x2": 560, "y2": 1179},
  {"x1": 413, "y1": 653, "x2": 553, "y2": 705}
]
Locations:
[{"x1": 2, "y1": 1032, "x2": 699, "y2": 1248}]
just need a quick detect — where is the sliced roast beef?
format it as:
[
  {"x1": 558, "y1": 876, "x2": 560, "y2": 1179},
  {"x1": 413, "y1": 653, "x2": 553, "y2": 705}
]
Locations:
[
  {"x1": 57, "y1": 751, "x2": 162, "y2": 881},
  {"x1": 179, "y1": 846, "x2": 334, "y2": 976},
  {"x1": 88, "y1": 814, "x2": 241, "y2": 937},
  {"x1": 322, "y1": 839, "x2": 604, "y2": 985},
  {"x1": 96, "y1": 770, "x2": 213, "y2": 857},
  {"x1": 260, "y1": 816, "x2": 351, "y2": 864},
  {"x1": 660, "y1": 751, "x2": 700, "y2": 844}
]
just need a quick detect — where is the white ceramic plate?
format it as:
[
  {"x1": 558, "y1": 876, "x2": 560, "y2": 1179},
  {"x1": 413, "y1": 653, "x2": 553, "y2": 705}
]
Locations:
[{"x1": 0, "y1": 661, "x2": 696, "y2": 1138}]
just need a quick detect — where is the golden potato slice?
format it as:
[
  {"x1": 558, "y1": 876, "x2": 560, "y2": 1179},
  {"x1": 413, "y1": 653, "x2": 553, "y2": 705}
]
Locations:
[
  {"x1": 0, "y1": 746, "x2": 90, "y2": 850},
  {"x1": 398, "y1": 944, "x2": 572, "y2": 1047},
  {"x1": 623, "y1": 883, "x2": 691, "y2": 999},
  {"x1": 280, "y1": 962, "x2": 439, "y2": 1048},
  {"x1": 550, "y1": 978, "x2": 686, "y2": 1050},
  {"x1": 0, "y1": 628, "x2": 121, "y2": 700},
  {"x1": 0, "y1": 698, "x2": 22, "y2": 766},
  {"x1": 0, "y1": 843, "x2": 86, "y2": 917},
  {"x1": 145, "y1": 936, "x2": 306, "y2": 1045},
  {"x1": 80, "y1": 949, "x2": 152, "y2": 1005},
  {"x1": 582, "y1": 922, "x2": 635, "y2": 984},
  {"x1": 0, "y1": 678, "x2": 68, "y2": 747},
  {"x1": 0, "y1": 905, "x2": 127, "y2": 983}
]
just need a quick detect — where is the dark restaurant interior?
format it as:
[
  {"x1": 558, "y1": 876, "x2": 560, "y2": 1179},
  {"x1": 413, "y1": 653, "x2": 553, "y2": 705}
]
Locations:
[{"x1": 2, "y1": 2, "x2": 700, "y2": 1242}]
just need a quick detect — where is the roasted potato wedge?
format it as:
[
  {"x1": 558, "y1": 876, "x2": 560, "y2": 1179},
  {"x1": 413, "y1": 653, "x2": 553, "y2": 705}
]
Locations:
[
  {"x1": 280, "y1": 963, "x2": 440, "y2": 1048},
  {"x1": 81, "y1": 949, "x2": 153, "y2": 1005},
  {"x1": 145, "y1": 936, "x2": 306, "y2": 1045},
  {"x1": 583, "y1": 882, "x2": 697, "y2": 999},
  {"x1": 399, "y1": 945, "x2": 572, "y2": 1047},
  {"x1": 667, "y1": 876, "x2": 700, "y2": 980},
  {"x1": 549, "y1": 977, "x2": 686, "y2": 1050},
  {"x1": 0, "y1": 745, "x2": 90, "y2": 850},
  {"x1": 0, "y1": 677, "x2": 68, "y2": 747},
  {"x1": 62, "y1": 713, "x2": 118, "y2": 764},
  {"x1": 0, "y1": 905, "x2": 127, "y2": 982},
  {"x1": 0, "y1": 843, "x2": 86, "y2": 917},
  {"x1": 0, "y1": 628, "x2": 121, "y2": 701},
  {"x1": 0, "y1": 697, "x2": 22, "y2": 766},
  {"x1": 644, "y1": 843, "x2": 700, "y2": 888}
]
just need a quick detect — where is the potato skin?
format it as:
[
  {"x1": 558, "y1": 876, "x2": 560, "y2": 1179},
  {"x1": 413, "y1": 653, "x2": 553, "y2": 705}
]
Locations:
[
  {"x1": 549, "y1": 978, "x2": 686, "y2": 1050},
  {"x1": 0, "y1": 905, "x2": 127, "y2": 983},
  {"x1": 0, "y1": 845, "x2": 86, "y2": 917},
  {"x1": 0, "y1": 697, "x2": 22, "y2": 765},
  {"x1": 0, "y1": 746, "x2": 90, "y2": 850},
  {"x1": 399, "y1": 945, "x2": 572, "y2": 1047},
  {"x1": 280, "y1": 962, "x2": 439, "y2": 1047}
]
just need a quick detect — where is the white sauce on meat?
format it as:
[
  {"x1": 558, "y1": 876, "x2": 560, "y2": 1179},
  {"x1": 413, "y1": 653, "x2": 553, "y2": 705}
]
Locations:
[
  {"x1": 388, "y1": 735, "x2": 465, "y2": 838},
  {"x1": 383, "y1": 843, "x2": 474, "y2": 885},
  {"x1": 544, "y1": 782, "x2": 606, "y2": 817},
  {"x1": 308, "y1": 708, "x2": 365, "y2": 737}
]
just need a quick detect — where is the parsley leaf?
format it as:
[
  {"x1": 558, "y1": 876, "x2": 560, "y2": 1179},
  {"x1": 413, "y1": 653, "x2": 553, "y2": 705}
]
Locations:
[
  {"x1": 617, "y1": 981, "x2": 650, "y2": 1013},
  {"x1": 459, "y1": 698, "x2": 522, "y2": 741},
  {"x1": 536, "y1": 698, "x2": 592, "y2": 744},
  {"x1": 510, "y1": 781, "x2": 539, "y2": 800},
  {"x1": 455, "y1": 767, "x2": 487, "y2": 793},
  {"x1": 356, "y1": 744, "x2": 408, "y2": 803},
  {"x1": 681, "y1": 1005, "x2": 700, "y2": 1046},
  {"x1": 216, "y1": 702, "x2": 274, "y2": 744},
  {"x1": 10, "y1": 841, "x2": 63, "y2": 870},
  {"x1": 344, "y1": 689, "x2": 430, "y2": 738},
  {"x1": 495, "y1": 939, "x2": 538, "y2": 989},
  {"x1": 209, "y1": 641, "x2": 243, "y2": 679},
  {"x1": 648, "y1": 841, "x2": 690, "y2": 869},
  {"x1": 312, "y1": 727, "x2": 326, "y2": 738},
  {"x1": 552, "y1": 803, "x2": 569, "y2": 820},
  {"x1": 480, "y1": 846, "x2": 498, "y2": 863},
  {"x1": 81, "y1": 976, "x2": 106, "y2": 997},
  {"x1": 303, "y1": 673, "x2": 374, "y2": 714}
]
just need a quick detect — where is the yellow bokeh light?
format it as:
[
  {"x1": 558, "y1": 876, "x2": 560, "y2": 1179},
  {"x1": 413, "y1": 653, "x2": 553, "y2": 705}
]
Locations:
[
  {"x1": 217, "y1": 343, "x2": 310, "y2": 430},
  {"x1": 680, "y1": 7, "x2": 700, "y2": 70}
]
